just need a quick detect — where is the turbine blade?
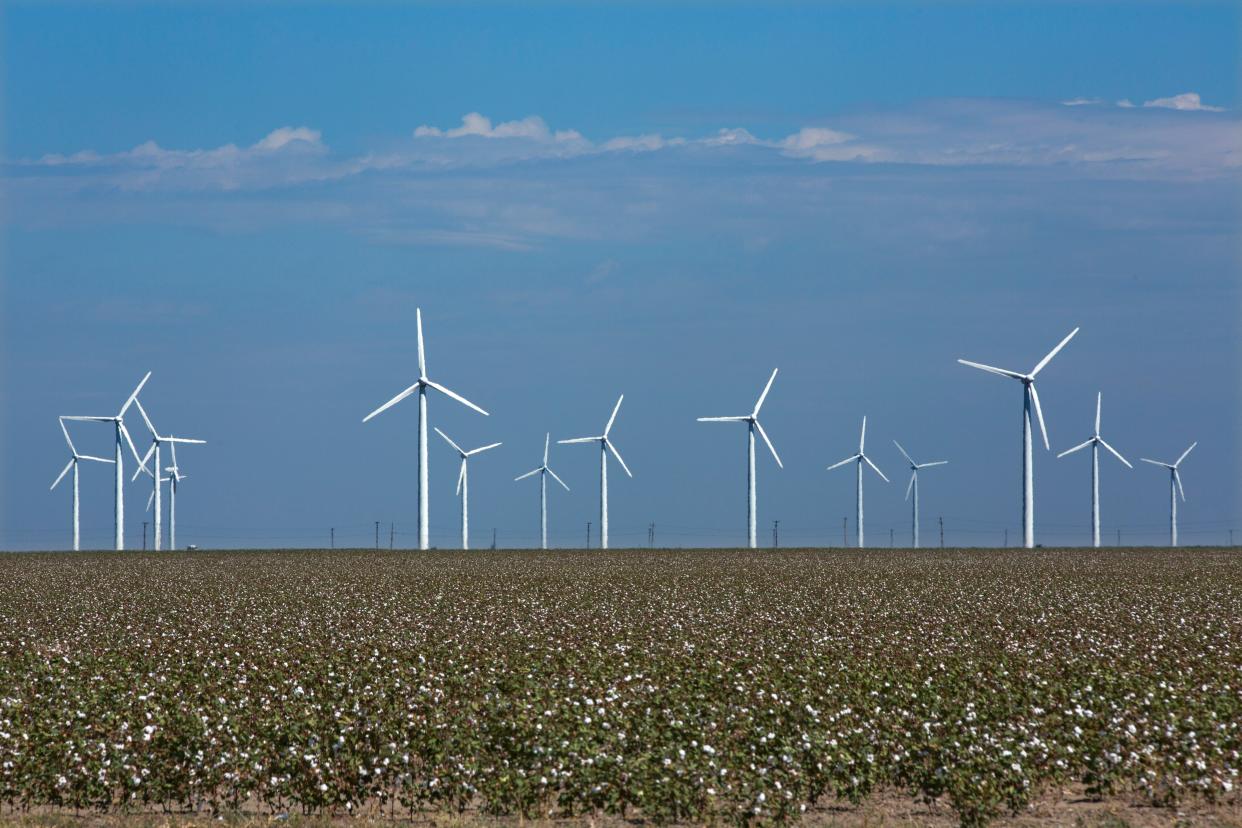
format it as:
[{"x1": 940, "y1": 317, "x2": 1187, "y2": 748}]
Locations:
[
  {"x1": 466, "y1": 442, "x2": 502, "y2": 456},
  {"x1": 120, "y1": 422, "x2": 148, "y2": 473},
  {"x1": 134, "y1": 398, "x2": 156, "y2": 437},
  {"x1": 754, "y1": 419, "x2": 782, "y2": 468},
  {"x1": 416, "y1": 307, "x2": 427, "y2": 378},
  {"x1": 863, "y1": 454, "x2": 889, "y2": 482},
  {"x1": 546, "y1": 467, "x2": 570, "y2": 491},
  {"x1": 1098, "y1": 439, "x2": 1132, "y2": 468},
  {"x1": 1094, "y1": 391, "x2": 1102, "y2": 436},
  {"x1": 425, "y1": 379, "x2": 489, "y2": 416},
  {"x1": 61, "y1": 416, "x2": 115, "y2": 422},
  {"x1": 1174, "y1": 468, "x2": 1186, "y2": 501},
  {"x1": 1175, "y1": 441, "x2": 1197, "y2": 467},
  {"x1": 1029, "y1": 383, "x2": 1050, "y2": 451},
  {"x1": 1057, "y1": 439, "x2": 1093, "y2": 459},
  {"x1": 558, "y1": 436, "x2": 601, "y2": 444},
  {"x1": 132, "y1": 443, "x2": 157, "y2": 481},
  {"x1": 434, "y1": 426, "x2": 465, "y2": 456},
  {"x1": 514, "y1": 468, "x2": 541, "y2": 481},
  {"x1": 905, "y1": 472, "x2": 915, "y2": 501},
  {"x1": 51, "y1": 458, "x2": 73, "y2": 490},
  {"x1": 1139, "y1": 458, "x2": 1172, "y2": 468},
  {"x1": 79, "y1": 455, "x2": 115, "y2": 464},
  {"x1": 697, "y1": 416, "x2": 748, "y2": 422},
  {"x1": 919, "y1": 460, "x2": 948, "y2": 468},
  {"x1": 362, "y1": 382, "x2": 419, "y2": 423},
  {"x1": 957, "y1": 359, "x2": 1025, "y2": 380},
  {"x1": 119, "y1": 371, "x2": 152, "y2": 418},
  {"x1": 893, "y1": 440, "x2": 915, "y2": 467},
  {"x1": 606, "y1": 439, "x2": 633, "y2": 477},
  {"x1": 752, "y1": 368, "x2": 778, "y2": 417},
  {"x1": 827, "y1": 454, "x2": 859, "y2": 472},
  {"x1": 543, "y1": 433, "x2": 550, "y2": 465},
  {"x1": 59, "y1": 418, "x2": 78, "y2": 456},
  {"x1": 456, "y1": 460, "x2": 465, "y2": 496},
  {"x1": 170, "y1": 441, "x2": 178, "y2": 469},
  {"x1": 146, "y1": 488, "x2": 155, "y2": 512},
  {"x1": 164, "y1": 437, "x2": 206, "y2": 445},
  {"x1": 1029, "y1": 327, "x2": 1079, "y2": 377},
  {"x1": 605, "y1": 394, "x2": 623, "y2": 436}
]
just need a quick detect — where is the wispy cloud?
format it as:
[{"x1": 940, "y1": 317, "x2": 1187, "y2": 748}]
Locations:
[{"x1": 1142, "y1": 92, "x2": 1225, "y2": 113}]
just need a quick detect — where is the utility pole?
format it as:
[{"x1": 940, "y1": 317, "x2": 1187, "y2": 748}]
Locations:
[
  {"x1": 587, "y1": 521, "x2": 592, "y2": 550},
  {"x1": 1004, "y1": 528, "x2": 1008, "y2": 548},
  {"x1": 491, "y1": 528, "x2": 497, "y2": 550},
  {"x1": 648, "y1": 522, "x2": 655, "y2": 547},
  {"x1": 142, "y1": 521, "x2": 148, "y2": 551},
  {"x1": 1117, "y1": 528, "x2": 1121, "y2": 547},
  {"x1": 890, "y1": 527, "x2": 894, "y2": 548},
  {"x1": 390, "y1": 522, "x2": 394, "y2": 550},
  {"x1": 939, "y1": 516, "x2": 944, "y2": 548},
  {"x1": 843, "y1": 517, "x2": 848, "y2": 547},
  {"x1": 331, "y1": 527, "x2": 335, "y2": 549},
  {"x1": 772, "y1": 520, "x2": 779, "y2": 549},
  {"x1": 375, "y1": 521, "x2": 379, "y2": 550}
]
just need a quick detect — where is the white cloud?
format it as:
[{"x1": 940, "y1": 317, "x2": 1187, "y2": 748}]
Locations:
[
  {"x1": 1142, "y1": 92, "x2": 1224, "y2": 112},
  {"x1": 414, "y1": 112, "x2": 585, "y2": 143},
  {"x1": 1062, "y1": 97, "x2": 1103, "y2": 107}
]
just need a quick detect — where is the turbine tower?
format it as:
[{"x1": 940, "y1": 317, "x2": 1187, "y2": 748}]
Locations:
[
  {"x1": 62, "y1": 372, "x2": 152, "y2": 550},
  {"x1": 130, "y1": 399, "x2": 205, "y2": 551},
  {"x1": 514, "y1": 434, "x2": 569, "y2": 550},
  {"x1": 1141, "y1": 442, "x2": 1196, "y2": 547},
  {"x1": 1057, "y1": 392, "x2": 1131, "y2": 547},
  {"x1": 165, "y1": 441, "x2": 190, "y2": 550},
  {"x1": 363, "y1": 308, "x2": 489, "y2": 550},
  {"x1": 697, "y1": 368, "x2": 783, "y2": 549},
  {"x1": 958, "y1": 327, "x2": 1079, "y2": 548},
  {"x1": 892, "y1": 440, "x2": 947, "y2": 549},
  {"x1": 559, "y1": 395, "x2": 632, "y2": 550},
  {"x1": 827, "y1": 417, "x2": 889, "y2": 548},
  {"x1": 50, "y1": 417, "x2": 115, "y2": 551},
  {"x1": 435, "y1": 427, "x2": 501, "y2": 550}
]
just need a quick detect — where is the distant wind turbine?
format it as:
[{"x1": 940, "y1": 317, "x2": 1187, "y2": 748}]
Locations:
[
  {"x1": 1141, "y1": 442, "x2": 1196, "y2": 547},
  {"x1": 62, "y1": 372, "x2": 152, "y2": 550},
  {"x1": 363, "y1": 308, "x2": 489, "y2": 550},
  {"x1": 958, "y1": 327, "x2": 1079, "y2": 548},
  {"x1": 1057, "y1": 392, "x2": 1131, "y2": 547},
  {"x1": 435, "y1": 427, "x2": 501, "y2": 550},
  {"x1": 697, "y1": 369, "x2": 783, "y2": 549},
  {"x1": 50, "y1": 417, "x2": 115, "y2": 551},
  {"x1": 514, "y1": 434, "x2": 569, "y2": 550},
  {"x1": 165, "y1": 441, "x2": 190, "y2": 550},
  {"x1": 827, "y1": 417, "x2": 889, "y2": 548},
  {"x1": 130, "y1": 399, "x2": 205, "y2": 551},
  {"x1": 559, "y1": 395, "x2": 632, "y2": 550},
  {"x1": 892, "y1": 440, "x2": 946, "y2": 549}
]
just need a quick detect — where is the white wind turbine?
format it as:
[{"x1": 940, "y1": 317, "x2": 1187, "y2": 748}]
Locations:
[
  {"x1": 130, "y1": 399, "x2": 205, "y2": 551},
  {"x1": 62, "y1": 372, "x2": 152, "y2": 550},
  {"x1": 827, "y1": 417, "x2": 889, "y2": 548},
  {"x1": 514, "y1": 434, "x2": 569, "y2": 550},
  {"x1": 892, "y1": 440, "x2": 946, "y2": 549},
  {"x1": 435, "y1": 427, "x2": 501, "y2": 550},
  {"x1": 363, "y1": 308, "x2": 489, "y2": 550},
  {"x1": 697, "y1": 369, "x2": 783, "y2": 549},
  {"x1": 1057, "y1": 392, "x2": 1131, "y2": 547},
  {"x1": 559, "y1": 395, "x2": 632, "y2": 550},
  {"x1": 958, "y1": 327, "x2": 1079, "y2": 549},
  {"x1": 165, "y1": 441, "x2": 191, "y2": 550},
  {"x1": 1141, "y1": 442, "x2": 1196, "y2": 547},
  {"x1": 50, "y1": 417, "x2": 115, "y2": 551}
]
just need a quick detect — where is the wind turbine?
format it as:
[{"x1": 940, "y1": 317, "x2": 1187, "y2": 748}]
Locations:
[
  {"x1": 827, "y1": 417, "x2": 889, "y2": 548},
  {"x1": 62, "y1": 372, "x2": 152, "y2": 550},
  {"x1": 892, "y1": 440, "x2": 946, "y2": 549},
  {"x1": 1057, "y1": 392, "x2": 1131, "y2": 547},
  {"x1": 697, "y1": 368, "x2": 783, "y2": 549},
  {"x1": 50, "y1": 417, "x2": 115, "y2": 551},
  {"x1": 363, "y1": 308, "x2": 489, "y2": 551},
  {"x1": 1141, "y1": 442, "x2": 1196, "y2": 547},
  {"x1": 559, "y1": 395, "x2": 632, "y2": 550},
  {"x1": 435, "y1": 427, "x2": 501, "y2": 550},
  {"x1": 958, "y1": 327, "x2": 1079, "y2": 549},
  {"x1": 514, "y1": 434, "x2": 569, "y2": 550},
  {"x1": 130, "y1": 399, "x2": 205, "y2": 551},
  {"x1": 165, "y1": 441, "x2": 190, "y2": 550}
]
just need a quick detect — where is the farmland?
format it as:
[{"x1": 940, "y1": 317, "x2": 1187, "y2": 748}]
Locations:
[{"x1": 0, "y1": 548, "x2": 1238, "y2": 826}]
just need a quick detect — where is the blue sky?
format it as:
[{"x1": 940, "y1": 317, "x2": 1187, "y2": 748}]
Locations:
[{"x1": 2, "y1": 2, "x2": 1239, "y2": 549}]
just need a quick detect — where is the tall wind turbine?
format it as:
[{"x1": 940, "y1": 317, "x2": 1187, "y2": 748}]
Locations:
[
  {"x1": 435, "y1": 427, "x2": 501, "y2": 550},
  {"x1": 1057, "y1": 392, "x2": 1131, "y2": 547},
  {"x1": 892, "y1": 440, "x2": 946, "y2": 549},
  {"x1": 827, "y1": 417, "x2": 889, "y2": 548},
  {"x1": 559, "y1": 395, "x2": 632, "y2": 550},
  {"x1": 62, "y1": 372, "x2": 152, "y2": 550},
  {"x1": 958, "y1": 327, "x2": 1079, "y2": 549},
  {"x1": 130, "y1": 399, "x2": 205, "y2": 551},
  {"x1": 50, "y1": 417, "x2": 115, "y2": 551},
  {"x1": 363, "y1": 308, "x2": 489, "y2": 550},
  {"x1": 1141, "y1": 442, "x2": 1196, "y2": 547},
  {"x1": 697, "y1": 369, "x2": 783, "y2": 549},
  {"x1": 514, "y1": 434, "x2": 569, "y2": 550}
]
